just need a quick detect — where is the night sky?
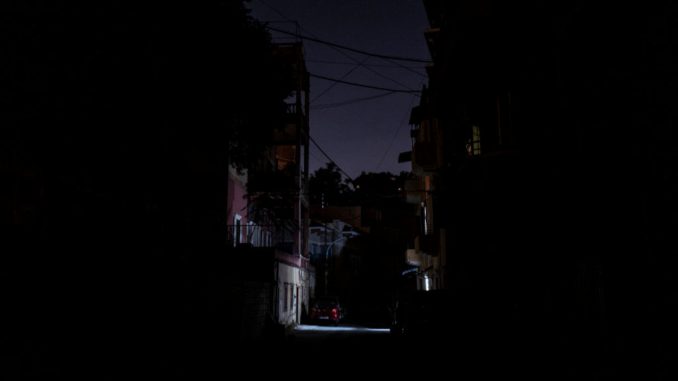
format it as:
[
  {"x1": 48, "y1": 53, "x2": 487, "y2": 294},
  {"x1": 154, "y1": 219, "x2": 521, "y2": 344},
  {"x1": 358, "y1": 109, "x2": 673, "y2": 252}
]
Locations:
[{"x1": 247, "y1": 0, "x2": 430, "y2": 178}]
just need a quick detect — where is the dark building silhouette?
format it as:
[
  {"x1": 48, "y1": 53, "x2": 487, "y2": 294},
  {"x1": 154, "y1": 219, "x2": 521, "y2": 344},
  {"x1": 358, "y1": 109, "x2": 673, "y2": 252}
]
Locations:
[
  {"x1": 237, "y1": 41, "x2": 313, "y2": 330},
  {"x1": 400, "y1": 0, "x2": 677, "y2": 373},
  {"x1": 2, "y1": 1, "x2": 303, "y2": 375}
]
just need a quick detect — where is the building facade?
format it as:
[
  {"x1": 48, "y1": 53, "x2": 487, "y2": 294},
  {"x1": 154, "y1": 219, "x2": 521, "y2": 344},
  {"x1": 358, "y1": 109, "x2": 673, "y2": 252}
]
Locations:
[
  {"x1": 227, "y1": 41, "x2": 312, "y2": 333},
  {"x1": 400, "y1": 1, "x2": 678, "y2": 365}
]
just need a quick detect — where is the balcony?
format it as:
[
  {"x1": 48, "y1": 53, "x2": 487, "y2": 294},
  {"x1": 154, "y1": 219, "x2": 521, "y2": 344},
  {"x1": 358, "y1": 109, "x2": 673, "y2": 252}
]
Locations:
[
  {"x1": 247, "y1": 169, "x2": 297, "y2": 194},
  {"x1": 273, "y1": 123, "x2": 300, "y2": 145},
  {"x1": 227, "y1": 223, "x2": 297, "y2": 253},
  {"x1": 285, "y1": 102, "x2": 304, "y2": 116}
]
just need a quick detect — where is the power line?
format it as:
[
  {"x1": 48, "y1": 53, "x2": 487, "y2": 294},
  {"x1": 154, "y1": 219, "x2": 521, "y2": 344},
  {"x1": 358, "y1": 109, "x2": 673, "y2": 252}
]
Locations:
[
  {"x1": 309, "y1": 148, "x2": 326, "y2": 164},
  {"x1": 306, "y1": 59, "x2": 427, "y2": 70},
  {"x1": 266, "y1": 26, "x2": 432, "y2": 64},
  {"x1": 375, "y1": 91, "x2": 421, "y2": 171},
  {"x1": 311, "y1": 55, "x2": 371, "y2": 103},
  {"x1": 311, "y1": 91, "x2": 398, "y2": 110},
  {"x1": 254, "y1": 0, "x2": 425, "y2": 87},
  {"x1": 268, "y1": 26, "x2": 427, "y2": 82},
  {"x1": 358, "y1": 60, "x2": 421, "y2": 90},
  {"x1": 309, "y1": 135, "x2": 354, "y2": 183},
  {"x1": 253, "y1": 0, "x2": 418, "y2": 180},
  {"x1": 310, "y1": 73, "x2": 421, "y2": 94}
]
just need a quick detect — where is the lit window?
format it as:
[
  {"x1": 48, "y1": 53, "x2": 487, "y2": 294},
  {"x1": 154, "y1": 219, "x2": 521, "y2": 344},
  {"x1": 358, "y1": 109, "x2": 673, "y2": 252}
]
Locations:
[
  {"x1": 466, "y1": 125, "x2": 482, "y2": 157},
  {"x1": 472, "y1": 125, "x2": 481, "y2": 155}
]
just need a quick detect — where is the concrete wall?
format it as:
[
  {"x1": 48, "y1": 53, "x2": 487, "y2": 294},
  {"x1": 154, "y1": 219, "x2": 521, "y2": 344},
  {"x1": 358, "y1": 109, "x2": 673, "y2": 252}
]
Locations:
[
  {"x1": 277, "y1": 262, "x2": 301, "y2": 326},
  {"x1": 227, "y1": 165, "x2": 248, "y2": 242}
]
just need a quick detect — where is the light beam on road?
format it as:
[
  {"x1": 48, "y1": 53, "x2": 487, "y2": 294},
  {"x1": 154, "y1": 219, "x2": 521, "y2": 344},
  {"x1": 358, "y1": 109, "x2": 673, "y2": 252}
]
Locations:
[{"x1": 295, "y1": 325, "x2": 390, "y2": 333}]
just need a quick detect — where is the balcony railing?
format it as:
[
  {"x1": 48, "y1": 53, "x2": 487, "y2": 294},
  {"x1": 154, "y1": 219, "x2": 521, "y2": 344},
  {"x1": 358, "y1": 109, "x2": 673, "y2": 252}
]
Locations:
[
  {"x1": 285, "y1": 103, "x2": 298, "y2": 115},
  {"x1": 247, "y1": 169, "x2": 298, "y2": 193},
  {"x1": 227, "y1": 224, "x2": 297, "y2": 252},
  {"x1": 285, "y1": 102, "x2": 306, "y2": 116}
]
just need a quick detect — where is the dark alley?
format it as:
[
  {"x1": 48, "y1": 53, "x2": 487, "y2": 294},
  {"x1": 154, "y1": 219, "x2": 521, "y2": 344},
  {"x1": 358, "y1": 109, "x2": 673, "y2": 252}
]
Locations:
[{"x1": 3, "y1": 0, "x2": 678, "y2": 379}]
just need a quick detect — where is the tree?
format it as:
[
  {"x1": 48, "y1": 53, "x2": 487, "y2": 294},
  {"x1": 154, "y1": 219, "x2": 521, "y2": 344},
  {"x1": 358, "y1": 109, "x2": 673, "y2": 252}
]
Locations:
[
  {"x1": 309, "y1": 162, "x2": 353, "y2": 206},
  {"x1": 352, "y1": 171, "x2": 410, "y2": 207}
]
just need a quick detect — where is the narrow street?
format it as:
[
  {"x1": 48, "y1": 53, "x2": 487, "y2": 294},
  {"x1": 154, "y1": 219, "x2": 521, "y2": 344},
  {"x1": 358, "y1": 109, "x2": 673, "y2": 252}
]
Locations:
[
  {"x1": 287, "y1": 324, "x2": 391, "y2": 344},
  {"x1": 6, "y1": 0, "x2": 677, "y2": 378}
]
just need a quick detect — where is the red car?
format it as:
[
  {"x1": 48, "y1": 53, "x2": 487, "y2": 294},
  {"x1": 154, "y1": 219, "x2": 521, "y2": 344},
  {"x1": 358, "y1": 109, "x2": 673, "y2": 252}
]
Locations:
[{"x1": 309, "y1": 297, "x2": 343, "y2": 325}]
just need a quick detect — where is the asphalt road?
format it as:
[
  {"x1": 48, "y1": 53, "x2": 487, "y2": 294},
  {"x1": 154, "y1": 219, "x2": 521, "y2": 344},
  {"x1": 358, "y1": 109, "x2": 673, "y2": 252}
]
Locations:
[{"x1": 287, "y1": 324, "x2": 391, "y2": 342}]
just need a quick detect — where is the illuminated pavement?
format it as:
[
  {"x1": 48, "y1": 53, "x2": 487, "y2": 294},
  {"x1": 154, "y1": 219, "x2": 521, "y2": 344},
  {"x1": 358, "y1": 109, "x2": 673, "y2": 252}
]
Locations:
[
  {"x1": 294, "y1": 324, "x2": 390, "y2": 333},
  {"x1": 286, "y1": 323, "x2": 392, "y2": 344}
]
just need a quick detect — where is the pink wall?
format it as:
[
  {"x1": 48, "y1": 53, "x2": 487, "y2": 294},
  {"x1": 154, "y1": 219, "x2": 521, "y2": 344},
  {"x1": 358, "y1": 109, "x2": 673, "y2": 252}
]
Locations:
[{"x1": 227, "y1": 168, "x2": 248, "y2": 242}]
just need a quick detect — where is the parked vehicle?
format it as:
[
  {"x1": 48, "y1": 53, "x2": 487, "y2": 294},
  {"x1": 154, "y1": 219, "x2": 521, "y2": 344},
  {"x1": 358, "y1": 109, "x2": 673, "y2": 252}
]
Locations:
[{"x1": 309, "y1": 296, "x2": 344, "y2": 325}]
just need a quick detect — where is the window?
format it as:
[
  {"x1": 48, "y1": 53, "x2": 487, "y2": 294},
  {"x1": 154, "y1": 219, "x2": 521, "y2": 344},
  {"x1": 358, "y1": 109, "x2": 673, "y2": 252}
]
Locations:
[
  {"x1": 466, "y1": 125, "x2": 481, "y2": 157},
  {"x1": 472, "y1": 125, "x2": 481, "y2": 155}
]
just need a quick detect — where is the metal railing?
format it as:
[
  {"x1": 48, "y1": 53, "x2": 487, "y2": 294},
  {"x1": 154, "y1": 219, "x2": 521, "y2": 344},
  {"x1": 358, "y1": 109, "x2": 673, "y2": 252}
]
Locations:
[
  {"x1": 227, "y1": 224, "x2": 297, "y2": 250},
  {"x1": 285, "y1": 102, "x2": 305, "y2": 116}
]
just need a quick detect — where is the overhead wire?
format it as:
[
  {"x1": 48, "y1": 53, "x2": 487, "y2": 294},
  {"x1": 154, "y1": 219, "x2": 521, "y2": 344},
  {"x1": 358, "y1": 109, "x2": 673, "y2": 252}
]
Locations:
[
  {"x1": 264, "y1": 25, "x2": 428, "y2": 81},
  {"x1": 311, "y1": 55, "x2": 372, "y2": 103},
  {"x1": 311, "y1": 91, "x2": 398, "y2": 110},
  {"x1": 310, "y1": 73, "x2": 421, "y2": 94},
  {"x1": 374, "y1": 90, "x2": 422, "y2": 171},
  {"x1": 309, "y1": 135, "x2": 354, "y2": 184},
  {"x1": 253, "y1": 0, "x2": 423, "y2": 179},
  {"x1": 266, "y1": 25, "x2": 431, "y2": 63},
  {"x1": 306, "y1": 59, "x2": 427, "y2": 70},
  {"x1": 254, "y1": 0, "x2": 426, "y2": 92}
]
